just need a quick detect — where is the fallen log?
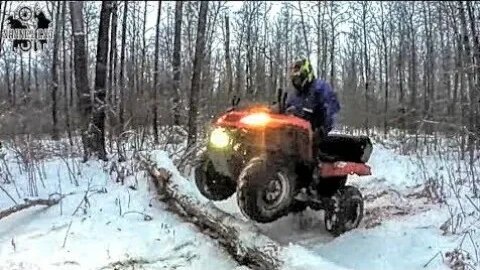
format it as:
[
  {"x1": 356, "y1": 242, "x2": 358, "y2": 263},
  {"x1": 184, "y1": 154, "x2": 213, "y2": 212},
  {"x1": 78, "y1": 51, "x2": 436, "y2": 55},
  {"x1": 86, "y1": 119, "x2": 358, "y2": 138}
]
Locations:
[
  {"x1": 137, "y1": 153, "x2": 282, "y2": 269},
  {"x1": 0, "y1": 195, "x2": 64, "y2": 220},
  {"x1": 136, "y1": 152, "x2": 350, "y2": 270}
]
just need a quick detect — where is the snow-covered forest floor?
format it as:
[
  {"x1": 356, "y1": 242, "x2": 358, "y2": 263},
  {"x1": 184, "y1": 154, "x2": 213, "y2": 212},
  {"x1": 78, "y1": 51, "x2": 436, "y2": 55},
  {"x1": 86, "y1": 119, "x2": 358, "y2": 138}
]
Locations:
[{"x1": 0, "y1": 129, "x2": 479, "y2": 270}]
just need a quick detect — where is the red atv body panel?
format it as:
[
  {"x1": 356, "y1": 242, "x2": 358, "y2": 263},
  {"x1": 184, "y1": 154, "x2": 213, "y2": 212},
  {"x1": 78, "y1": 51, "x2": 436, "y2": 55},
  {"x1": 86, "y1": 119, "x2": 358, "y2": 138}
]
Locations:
[
  {"x1": 319, "y1": 162, "x2": 372, "y2": 178},
  {"x1": 214, "y1": 106, "x2": 312, "y2": 131},
  {"x1": 209, "y1": 105, "x2": 371, "y2": 179}
]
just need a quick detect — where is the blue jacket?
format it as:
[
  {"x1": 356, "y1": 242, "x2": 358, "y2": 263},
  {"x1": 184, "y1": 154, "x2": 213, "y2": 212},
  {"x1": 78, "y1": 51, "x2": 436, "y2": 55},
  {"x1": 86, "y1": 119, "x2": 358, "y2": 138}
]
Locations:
[{"x1": 285, "y1": 79, "x2": 340, "y2": 133}]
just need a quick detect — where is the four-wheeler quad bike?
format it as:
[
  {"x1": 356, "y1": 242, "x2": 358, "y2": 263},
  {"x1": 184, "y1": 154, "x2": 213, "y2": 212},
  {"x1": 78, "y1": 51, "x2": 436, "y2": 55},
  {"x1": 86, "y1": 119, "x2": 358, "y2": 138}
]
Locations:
[{"x1": 194, "y1": 95, "x2": 373, "y2": 236}]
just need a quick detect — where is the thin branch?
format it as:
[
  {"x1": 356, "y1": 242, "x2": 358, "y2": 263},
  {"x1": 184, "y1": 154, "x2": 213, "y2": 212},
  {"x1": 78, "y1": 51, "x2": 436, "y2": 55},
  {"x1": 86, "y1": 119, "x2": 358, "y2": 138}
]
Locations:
[{"x1": 0, "y1": 195, "x2": 64, "y2": 220}]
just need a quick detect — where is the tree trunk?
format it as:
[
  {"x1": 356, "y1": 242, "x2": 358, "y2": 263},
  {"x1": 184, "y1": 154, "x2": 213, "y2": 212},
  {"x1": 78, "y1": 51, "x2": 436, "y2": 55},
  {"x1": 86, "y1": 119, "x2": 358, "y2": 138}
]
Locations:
[
  {"x1": 140, "y1": 1, "x2": 147, "y2": 96},
  {"x1": 381, "y1": 2, "x2": 389, "y2": 136},
  {"x1": 234, "y1": 21, "x2": 245, "y2": 96},
  {"x1": 316, "y1": 1, "x2": 325, "y2": 79},
  {"x1": 129, "y1": 2, "x2": 137, "y2": 115},
  {"x1": 329, "y1": 1, "x2": 335, "y2": 90},
  {"x1": 5, "y1": 58, "x2": 11, "y2": 104},
  {"x1": 108, "y1": 1, "x2": 118, "y2": 112},
  {"x1": 119, "y1": 1, "x2": 128, "y2": 132},
  {"x1": 362, "y1": 2, "x2": 370, "y2": 135},
  {"x1": 107, "y1": 1, "x2": 118, "y2": 151},
  {"x1": 187, "y1": 1, "x2": 209, "y2": 148},
  {"x1": 246, "y1": 5, "x2": 254, "y2": 97},
  {"x1": 450, "y1": 6, "x2": 461, "y2": 118},
  {"x1": 298, "y1": 1, "x2": 310, "y2": 58},
  {"x1": 62, "y1": 1, "x2": 72, "y2": 145},
  {"x1": 51, "y1": 2, "x2": 62, "y2": 140},
  {"x1": 13, "y1": 54, "x2": 17, "y2": 106},
  {"x1": 91, "y1": 1, "x2": 113, "y2": 161},
  {"x1": 458, "y1": 1, "x2": 476, "y2": 194},
  {"x1": 321, "y1": 26, "x2": 328, "y2": 80},
  {"x1": 465, "y1": 1, "x2": 480, "y2": 143},
  {"x1": 28, "y1": 51, "x2": 31, "y2": 95},
  {"x1": 409, "y1": 3, "x2": 418, "y2": 131},
  {"x1": 224, "y1": 14, "x2": 233, "y2": 97},
  {"x1": 172, "y1": 1, "x2": 183, "y2": 125},
  {"x1": 284, "y1": 8, "x2": 290, "y2": 89},
  {"x1": 0, "y1": 1, "x2": 6, "y2": 56},
  {"x1": 69, "y1": 35, "x2": 74, "y2": 107},
  {"x1": 70, "y1": 1, "x2": 93, "y2": 161},
  {"x1": 152, "y1": 2, "x2": 162, "y2": 144},
  {"x1": 20, "y1": 52, "x2": 25, "y2": 97}
]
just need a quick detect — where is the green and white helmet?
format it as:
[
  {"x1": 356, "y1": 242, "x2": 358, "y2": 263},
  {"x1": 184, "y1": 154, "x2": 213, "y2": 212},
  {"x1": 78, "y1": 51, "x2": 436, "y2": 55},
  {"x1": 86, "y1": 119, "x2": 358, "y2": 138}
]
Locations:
[{"x1": 290, "y1": 58, "x2": 315, "y2": 91}]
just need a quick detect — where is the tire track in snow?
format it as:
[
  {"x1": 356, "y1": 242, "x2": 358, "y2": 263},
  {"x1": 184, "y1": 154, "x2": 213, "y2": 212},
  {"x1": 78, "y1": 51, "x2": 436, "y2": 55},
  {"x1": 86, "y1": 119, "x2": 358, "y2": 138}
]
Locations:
[{"x1": 212, "y1": 176, "x2": 435, "y2": 248}]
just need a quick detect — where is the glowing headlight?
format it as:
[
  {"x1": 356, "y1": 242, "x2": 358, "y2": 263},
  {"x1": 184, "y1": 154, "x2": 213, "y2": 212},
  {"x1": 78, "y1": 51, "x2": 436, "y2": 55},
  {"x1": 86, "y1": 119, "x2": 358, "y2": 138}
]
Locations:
[
  {"x1": 210, "y1": 128, "x2": 230, "y2": 148},
  {"x1": 240, "y1": 112, "x2": 271, "y2": 127}
]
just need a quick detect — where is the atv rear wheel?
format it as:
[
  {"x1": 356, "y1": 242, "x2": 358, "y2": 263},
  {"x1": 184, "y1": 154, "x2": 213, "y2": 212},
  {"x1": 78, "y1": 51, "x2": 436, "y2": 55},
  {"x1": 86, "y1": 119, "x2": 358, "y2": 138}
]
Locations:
[
  {"x1": 194, "y1": 157, "x2": 236, "y2": 201},
  {"x1": 324, "y1": 185, "x2": 364, "y2": 236},
  {"x1": 237, "y1": 157, "x2": 296, "y2": 223}
]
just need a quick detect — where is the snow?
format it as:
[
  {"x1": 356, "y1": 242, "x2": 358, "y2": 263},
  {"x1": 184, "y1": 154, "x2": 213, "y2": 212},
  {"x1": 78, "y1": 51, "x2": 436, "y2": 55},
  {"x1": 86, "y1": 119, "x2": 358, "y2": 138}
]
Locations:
[
  {"x1": 1, "y1": 131, "x2": 479, "y2": 270},
  {"x1": 210, "y1": 139, "x2": 480, "y2": 270},
  {"x1": 311, "y1": 209, "x2": 454, "y2": 270},
  {"x1": 0, "y1": 144, "x2": 238, "y2": 270}
]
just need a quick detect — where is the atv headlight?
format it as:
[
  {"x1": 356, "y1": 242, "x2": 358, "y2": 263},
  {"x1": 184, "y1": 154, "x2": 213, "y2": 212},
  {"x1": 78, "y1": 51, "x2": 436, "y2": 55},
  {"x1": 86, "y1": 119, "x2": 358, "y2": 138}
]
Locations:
[
  {"x1": 240, "y1": 112, "x2": 271, "y2": 127},
  {"x1": 210, "y1": 128, "x2": 230, "y2": 148}
]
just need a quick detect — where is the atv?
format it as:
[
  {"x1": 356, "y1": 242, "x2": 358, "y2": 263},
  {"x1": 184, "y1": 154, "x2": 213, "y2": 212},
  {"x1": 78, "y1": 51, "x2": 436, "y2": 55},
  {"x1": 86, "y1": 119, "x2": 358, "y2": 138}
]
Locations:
[{"x1": 194, "y1": 93, "x2": 373, "y2": 236}]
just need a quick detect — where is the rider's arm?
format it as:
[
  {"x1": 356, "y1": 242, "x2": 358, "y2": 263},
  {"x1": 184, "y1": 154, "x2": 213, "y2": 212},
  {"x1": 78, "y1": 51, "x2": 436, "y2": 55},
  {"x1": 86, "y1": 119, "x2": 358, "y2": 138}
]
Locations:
[
  {"x1": 284, "y1": 90, "x2": 298, "y2": 114},
  {"x1": 311, "y1": 88, "x2": 327, "y2": 130}
]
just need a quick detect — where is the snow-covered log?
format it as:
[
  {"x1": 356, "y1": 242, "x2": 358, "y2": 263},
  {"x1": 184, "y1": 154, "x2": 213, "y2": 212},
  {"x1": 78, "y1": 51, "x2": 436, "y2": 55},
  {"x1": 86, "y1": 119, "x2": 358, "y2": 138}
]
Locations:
[
  {"x1": 136, "y1": 151, "x2": 351, "y2": 270},
  {"x1": 0, "y1": 196, "x2": 64, "y2": 220},
  {"x1": 136, "y1": 153, "x2": 283, "y2": 270}
]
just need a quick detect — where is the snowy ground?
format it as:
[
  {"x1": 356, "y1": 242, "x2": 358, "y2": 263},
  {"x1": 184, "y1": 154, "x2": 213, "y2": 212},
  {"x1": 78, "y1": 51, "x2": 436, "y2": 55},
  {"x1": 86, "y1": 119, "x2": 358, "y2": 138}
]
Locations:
[
  {"x1": 0, "y1": 144, "x2": 239, "y2": 270},
  {"x1": 211, "y1": 138, "x2": 480, "y2": 270},
  {"x1": 1, "y1": 132, "x2": 479, "y2": 270}
]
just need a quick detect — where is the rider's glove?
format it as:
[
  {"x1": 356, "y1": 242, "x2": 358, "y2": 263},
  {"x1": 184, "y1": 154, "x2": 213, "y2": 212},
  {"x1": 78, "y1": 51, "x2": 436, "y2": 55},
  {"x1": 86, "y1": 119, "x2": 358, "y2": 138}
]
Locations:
[{"x1": 285, "y1": 106, "x2": 296, "y2": 114}]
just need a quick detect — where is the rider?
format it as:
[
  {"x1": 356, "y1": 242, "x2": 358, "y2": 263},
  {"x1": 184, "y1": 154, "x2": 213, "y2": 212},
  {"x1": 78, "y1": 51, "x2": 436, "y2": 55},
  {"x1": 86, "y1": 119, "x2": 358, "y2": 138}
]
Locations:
[
  {"x1": 284, "y1": 58, "x2": 341, "y2": 159},
  {"x1": 286, "y1": 59, "x2": 340, "y2": 136}
]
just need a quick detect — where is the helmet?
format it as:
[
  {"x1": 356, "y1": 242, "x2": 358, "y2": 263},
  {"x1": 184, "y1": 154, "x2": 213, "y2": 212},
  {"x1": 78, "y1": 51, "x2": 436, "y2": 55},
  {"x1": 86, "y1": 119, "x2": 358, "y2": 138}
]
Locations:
[{"x1": 290, "y1": 59, "x2": 315, "y2": 91}]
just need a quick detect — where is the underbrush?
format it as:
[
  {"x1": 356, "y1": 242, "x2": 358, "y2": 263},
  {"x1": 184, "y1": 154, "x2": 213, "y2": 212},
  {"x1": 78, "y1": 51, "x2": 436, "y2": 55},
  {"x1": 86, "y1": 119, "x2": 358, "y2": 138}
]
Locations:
[
  {"x1": 347, "y1": 126, "x2": 480, "y2": 269},
  {"x1": 1, "y1": 125, "x2": 479, "y2": 269}
]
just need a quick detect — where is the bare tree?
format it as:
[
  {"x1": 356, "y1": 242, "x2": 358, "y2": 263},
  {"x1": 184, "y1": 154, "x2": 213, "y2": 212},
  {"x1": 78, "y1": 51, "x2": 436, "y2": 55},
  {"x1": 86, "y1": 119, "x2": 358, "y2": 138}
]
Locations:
[
  {"x1": 119, "y1": 1, "x2": 128, "y2": 130},
  {"x1": 140, "y1": 1, "x2": 147, "y2": 95},
  {"x1": 91, "y1": 1, "x2": 113, "y2": 161},
  {"x1": 3, "y1": 0, "x2": 480, "y2": 171},
  {"x1": 187, "y1": 1, "x2": 209, "y2": 148},
  {"x1": 152, "y1": 2, "x2": 162, "y2": 143},
  {"x1": 62, "y1": 1, "x2": 72, "y2": 145},
  {"x1": 297, "y1": 1, "x2": 310, "y2": 58},
  {"x1": 70, "y1": 1, "x2": 92, "y2": 160},
  {"x1": 108, "y1": 1, "x2": 118, "y2": 106},
  {"x1": 465, "y1": 1, "x2": 480, "y2": 145},
  {"x1": 223, "y1": 14, "x2": 233, "y2": 97},
  {"x1": 172, "y1": 1, "x2": 183, "y2": 125},
  {"x1": 106, "y1": 0, "x2": 118, "y2": 150},
  {"x1": 0, "y1": 1, "x2": 7, "y2": 56},
  {"x1": 361, "y1": 1, "x2": 371, "y2": 135},
  {"x1": 51, "y1": 2, "x2": 62, "y2": 140}
]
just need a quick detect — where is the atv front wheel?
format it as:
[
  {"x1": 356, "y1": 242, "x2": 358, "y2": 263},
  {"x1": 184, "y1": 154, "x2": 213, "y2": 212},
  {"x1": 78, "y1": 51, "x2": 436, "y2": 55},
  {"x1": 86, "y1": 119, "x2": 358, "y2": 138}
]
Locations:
[
  {"x1": 194, "y1": 157, "x2": 236, "y2": 201},
  {"x1": 237, "y1": 157, "x2": 296, "y2": 223},
  {"x1": 324, "y1": 185, "x2": 364, "y2": 236}
]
